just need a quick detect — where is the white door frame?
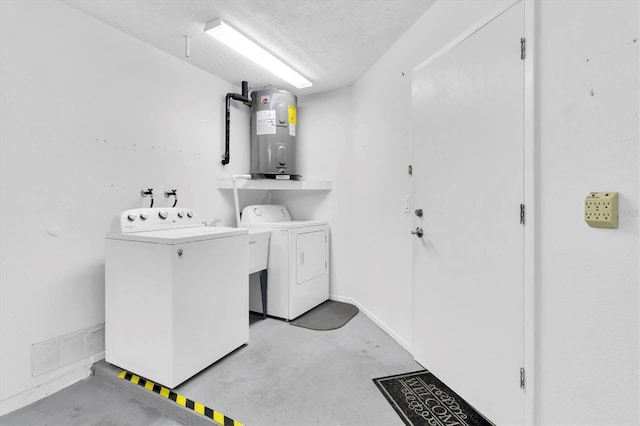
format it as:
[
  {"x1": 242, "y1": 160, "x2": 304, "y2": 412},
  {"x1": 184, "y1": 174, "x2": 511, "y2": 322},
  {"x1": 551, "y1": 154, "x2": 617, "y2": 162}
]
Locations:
[
  {"x1": 411, "y1": 0, "x2": 536, "y2": 423},
  {"x1": 523, "y1": 0, "x2": 536, "y2": 424}
]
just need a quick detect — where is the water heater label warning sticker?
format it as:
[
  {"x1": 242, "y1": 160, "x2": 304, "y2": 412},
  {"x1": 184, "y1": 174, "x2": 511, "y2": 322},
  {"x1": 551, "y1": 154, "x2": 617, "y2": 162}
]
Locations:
[
  {"x1": 288, "y1": 105, "x2": 297, "y2": 125},
  {"x1": 289, "y1": 124, "x2": 296, "y2": 136},
  {"x1": 256, "y1": 110, "x2": 276, "y2": 135}
]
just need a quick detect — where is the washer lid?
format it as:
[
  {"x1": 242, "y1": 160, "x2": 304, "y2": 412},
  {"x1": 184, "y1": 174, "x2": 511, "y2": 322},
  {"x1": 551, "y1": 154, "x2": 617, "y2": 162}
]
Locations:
[{"x1": 106, "y1": 226, "x2": 247, "y2": 244}]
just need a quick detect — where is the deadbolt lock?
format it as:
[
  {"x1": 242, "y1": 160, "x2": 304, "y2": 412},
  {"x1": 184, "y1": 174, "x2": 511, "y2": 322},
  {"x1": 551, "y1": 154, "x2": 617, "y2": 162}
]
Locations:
[{"x1": 415, "y1": 208, "x2": 423, "y2": 217}]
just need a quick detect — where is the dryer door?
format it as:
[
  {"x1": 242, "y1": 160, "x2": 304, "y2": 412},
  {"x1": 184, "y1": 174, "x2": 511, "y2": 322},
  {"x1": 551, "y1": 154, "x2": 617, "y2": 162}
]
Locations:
[{"x1": 296, "y1": 230, "x2": 327, "y2": 284}]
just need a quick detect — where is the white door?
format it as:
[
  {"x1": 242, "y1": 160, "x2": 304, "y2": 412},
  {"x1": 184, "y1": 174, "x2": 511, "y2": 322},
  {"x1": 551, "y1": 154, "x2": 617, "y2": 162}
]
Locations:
[
  {"x1": 296, "y1": 230, "x2": 327, "y2": 284},
  {"x1": 411, "y1": 2, "x2": 525, "y2": 424}
]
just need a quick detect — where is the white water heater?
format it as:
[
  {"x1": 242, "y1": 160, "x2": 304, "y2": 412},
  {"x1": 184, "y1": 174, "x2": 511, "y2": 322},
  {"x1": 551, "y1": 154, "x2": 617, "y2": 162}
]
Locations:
[{"x1": 250, "y1": 88, "x2": 298, "y2": 179}]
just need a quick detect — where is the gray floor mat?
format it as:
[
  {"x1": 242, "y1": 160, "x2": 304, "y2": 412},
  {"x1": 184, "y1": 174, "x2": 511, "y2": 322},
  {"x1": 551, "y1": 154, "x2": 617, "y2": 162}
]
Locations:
[{"x1": 290, "y1": 300, "x2": 359, "y2": 330}]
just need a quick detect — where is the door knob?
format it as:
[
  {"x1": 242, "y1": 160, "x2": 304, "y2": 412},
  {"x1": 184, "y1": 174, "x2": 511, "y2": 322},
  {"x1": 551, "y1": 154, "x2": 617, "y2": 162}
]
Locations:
[
  {"x1": 411, "y1": 227, "x2": 424, "y2": 238},
  {"x1": 415, "y1": 208, "x2": 423, "y2": 217}
]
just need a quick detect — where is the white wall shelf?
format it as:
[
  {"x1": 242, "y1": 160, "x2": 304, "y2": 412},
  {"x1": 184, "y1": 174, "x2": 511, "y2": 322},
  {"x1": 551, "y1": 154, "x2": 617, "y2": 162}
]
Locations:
[{"x1": 216, "y1": 177, "x2": 333, "y2": 191}]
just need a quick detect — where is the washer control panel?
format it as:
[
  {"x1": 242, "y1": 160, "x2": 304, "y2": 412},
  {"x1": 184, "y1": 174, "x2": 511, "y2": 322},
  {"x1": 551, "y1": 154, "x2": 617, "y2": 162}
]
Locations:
[{"x1": 110, "y1": 208, "x2": 201, "y2": 233}]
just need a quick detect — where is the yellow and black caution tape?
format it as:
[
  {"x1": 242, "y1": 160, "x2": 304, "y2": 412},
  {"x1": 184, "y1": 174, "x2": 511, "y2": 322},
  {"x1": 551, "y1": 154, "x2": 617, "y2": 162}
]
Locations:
[{"x1": 118, "y1": 370, "x2": 244, "y2": 426}]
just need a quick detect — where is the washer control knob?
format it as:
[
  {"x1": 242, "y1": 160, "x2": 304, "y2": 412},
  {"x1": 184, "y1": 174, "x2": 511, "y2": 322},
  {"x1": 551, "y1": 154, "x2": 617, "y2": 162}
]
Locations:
[
  {"x1": 158, "y1": 210, "x2": 169, "y2": 219},
  {"x1": 177, "y1": 211, "x2": 184, "y2": 218},
  {"x1": 254, "y1": 208, "x2": 262, "y2": 216},
  {"x1": 139, "y1": 212, "x2": 149, "y2": 220},
  {"x1": 186, "y1": 211, "x2": 194, "y2": 218},
  {"x1": 127, "y1": 213, "x2": 137, "y2": 221}
]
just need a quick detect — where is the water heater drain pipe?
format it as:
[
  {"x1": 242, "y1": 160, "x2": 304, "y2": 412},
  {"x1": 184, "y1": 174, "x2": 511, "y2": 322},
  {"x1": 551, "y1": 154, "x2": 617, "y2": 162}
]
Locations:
[
  {"x1": 222, "y1": 81, "x2": 251, "y2": 166},
  {"x1": 232, "y1": 174, "x2": 252, "y2": 226}
]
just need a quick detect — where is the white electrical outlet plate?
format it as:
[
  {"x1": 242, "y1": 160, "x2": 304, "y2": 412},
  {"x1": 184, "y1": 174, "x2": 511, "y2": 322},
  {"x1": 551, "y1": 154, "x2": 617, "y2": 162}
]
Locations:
[{"x1": 584, "y1": 192, "x2": 618, "y2": 229}]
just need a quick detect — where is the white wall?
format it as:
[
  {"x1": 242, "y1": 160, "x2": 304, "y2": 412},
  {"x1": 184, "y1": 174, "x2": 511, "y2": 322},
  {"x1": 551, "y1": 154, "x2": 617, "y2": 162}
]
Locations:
[
  {"x1": 346, "y1": 0, "x2": 518, "y2": 349},
  {"x1": 535, "y1": 1, "x2": 639, "y2": 424},
  {"x1": 0, "y1": 0, "x2": 250, "y2": 413},
  {"x1": 272, "y1": 88, "x2": 354, "y2": 298}
]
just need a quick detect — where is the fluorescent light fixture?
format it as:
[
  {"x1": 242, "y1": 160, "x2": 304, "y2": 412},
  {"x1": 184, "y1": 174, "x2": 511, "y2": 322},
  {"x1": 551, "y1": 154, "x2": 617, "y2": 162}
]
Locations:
[{"x1": 205, "y1": 18, "x2": 312, "y2": 89}]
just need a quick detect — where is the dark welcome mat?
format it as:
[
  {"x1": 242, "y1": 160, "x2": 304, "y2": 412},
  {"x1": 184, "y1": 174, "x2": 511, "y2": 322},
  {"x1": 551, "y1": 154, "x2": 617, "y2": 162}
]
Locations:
[
  {"x1": 373, "y1": 370, "x2": 493, "y2": 426},
  {"x1": 290, "y1": 300, "x2": 359, "y2": 330}
]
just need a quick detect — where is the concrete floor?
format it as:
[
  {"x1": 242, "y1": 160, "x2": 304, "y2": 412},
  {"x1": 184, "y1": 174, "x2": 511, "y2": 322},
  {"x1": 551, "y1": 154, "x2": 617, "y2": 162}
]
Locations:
[
  {"x1": 0, "y1": 374, "x2": 193, "y2": 426},
  {"x1": 0, "y1": 311, "x2": 422, "y2": 425}
]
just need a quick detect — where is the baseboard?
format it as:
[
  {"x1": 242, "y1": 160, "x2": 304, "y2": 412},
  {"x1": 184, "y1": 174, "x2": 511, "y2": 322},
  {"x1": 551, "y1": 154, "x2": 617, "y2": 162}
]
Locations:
[
  {"x1": 0, "y1": 353, "x2": 103, "y2": 416},
  {"x1": 330, "y1": 295, "x2": 413, "y2": 353}
]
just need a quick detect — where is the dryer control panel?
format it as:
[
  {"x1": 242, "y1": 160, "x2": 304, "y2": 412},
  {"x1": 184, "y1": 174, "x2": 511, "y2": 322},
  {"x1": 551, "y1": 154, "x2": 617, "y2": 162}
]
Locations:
[
  {"x1": 241, "y1": 205, "x2": 292, "y2": 224},
  {"x1": 109, "y1": 208, "x2": 201, "y2": 234}
]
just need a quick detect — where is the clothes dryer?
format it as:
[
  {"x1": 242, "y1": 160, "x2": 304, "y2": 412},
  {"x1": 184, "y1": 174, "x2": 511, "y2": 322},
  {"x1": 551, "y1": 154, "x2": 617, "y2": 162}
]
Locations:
[
  {"x1": 241, "y1": 205, "x2": 329, "y2": 320},
  {"x1": 105, "y1": 208, "x2": 248, "y2": 388}
]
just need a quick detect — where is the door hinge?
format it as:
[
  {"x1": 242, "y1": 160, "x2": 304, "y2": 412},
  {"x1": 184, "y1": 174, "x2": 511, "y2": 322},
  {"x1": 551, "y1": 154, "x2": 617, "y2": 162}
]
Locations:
[
  {"x1": 520, "y1": 204, "x2": 525, "y2": 225},
  {"x1": 520, "y1": 37, "x2": 526, "y2": 60},
  {"x1": 520, "y1": 367, "x2": 526, "y2": 389},
  {"x1": 325, "y1": 261, "x2": 328, "y2": 269}
]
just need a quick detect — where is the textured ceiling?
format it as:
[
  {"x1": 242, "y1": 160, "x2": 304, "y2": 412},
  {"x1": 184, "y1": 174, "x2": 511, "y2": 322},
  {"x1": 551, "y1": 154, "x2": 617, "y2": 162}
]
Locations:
[{"x1": 61, "y1": 0, "x2": 435, "y2": 95}]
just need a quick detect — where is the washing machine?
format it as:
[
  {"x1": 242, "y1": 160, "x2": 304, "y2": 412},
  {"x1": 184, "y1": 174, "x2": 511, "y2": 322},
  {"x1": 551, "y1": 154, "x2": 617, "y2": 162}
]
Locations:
[
  {"x1": 105, "y1": 207, "x2": 248, "y2": 388},
  {"x1": 241, "y1": 205, "x2": 329, "y2": 320}
]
